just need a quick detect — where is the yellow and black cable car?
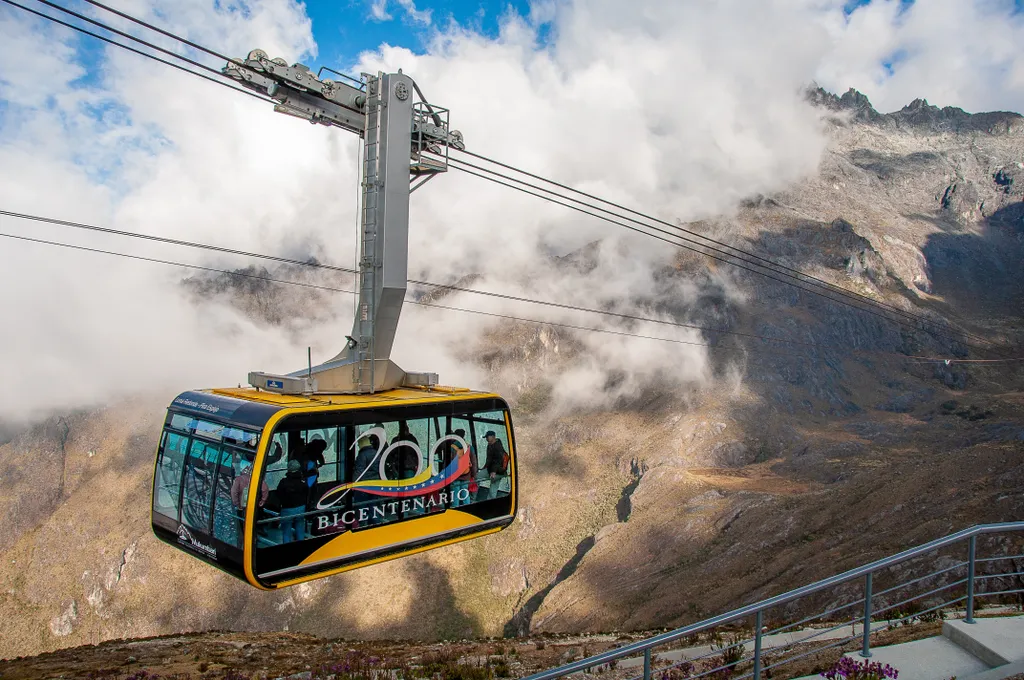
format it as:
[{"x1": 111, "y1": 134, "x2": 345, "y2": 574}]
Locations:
[
  {"x1": 152, "y1": 63, "x2": 517, "y2": 587},
  {"x1": 151, "y1": 387, "x2": 516, "y2": 589}
]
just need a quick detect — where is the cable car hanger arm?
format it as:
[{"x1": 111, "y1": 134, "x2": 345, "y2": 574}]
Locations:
[{"x1": 222, "y1": 50, "x2": 464, "y2": 395}]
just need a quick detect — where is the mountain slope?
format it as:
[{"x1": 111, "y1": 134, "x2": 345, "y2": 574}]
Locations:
[{"x1": 0, "y1": 89, "x2": 1022, "y2": 659}]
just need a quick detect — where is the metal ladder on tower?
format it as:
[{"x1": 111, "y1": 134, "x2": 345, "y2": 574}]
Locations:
[{"x1": 356, "y1": 73, "x2": 382, "y2": 394}]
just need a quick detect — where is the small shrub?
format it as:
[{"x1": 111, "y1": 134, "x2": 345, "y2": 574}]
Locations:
[
  {"x1": 885, "y1": 608, "x2": 907, "y2": 626},
  {"x1": 492, "y1": 658, "x2": 511, "y2": 678},
  {"x1": 703, "y1": 635, "x2": 744, "y2": 680},
  {"x1": 820, "y1": 657, "x2": 899, "y2": 680},
  {"x1": 320, "y1": 649, "x2": 395, "y2": 680},
  {"x1": 413, "y1": 648, "x2": 493, "y2": 680},
  {"x1": 120, "y1": 673, "x2": 165, "y2": 680},
  {"x1": 659, "y1": 662, "x2": 695, "y2": 680},
  {"x1": 446, "y1": 664, "x2": 494, "y2": 680},
  {"x1": 712, "y1": 634, "x2": 745, "y2": 665}
]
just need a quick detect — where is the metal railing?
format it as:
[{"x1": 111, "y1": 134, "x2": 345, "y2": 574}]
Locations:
[{"x1": 521, "y1": 522, "x2": 1024, "y2": 680}]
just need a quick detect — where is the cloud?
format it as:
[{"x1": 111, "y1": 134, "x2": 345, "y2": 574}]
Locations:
[
  {"x1": 368, "y1": 0, "x2": 432, "y2": 26},
  {"x1": 816, "y1": 0, "x2": 1024, "y2": 113},
  {"x1": 355, "y1": 0, "x2": 835, "y2": 409},
  {"x1": 0, "y1": 7, "x2": 83, "y2": 108},
  {"x1": 396, "y1": 0, "x2": 432, "y2": 26},
  {"x1": 0, "y1": 0, "x2": 332, "y2": 422},
  {"x1": 1, "y1": 0, "x2": 1023, "y2": 421},
  {"x1": 369, "y1": 0, "x2": 391, "y2": 22}
]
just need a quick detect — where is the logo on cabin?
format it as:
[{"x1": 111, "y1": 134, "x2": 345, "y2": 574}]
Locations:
[
  {"x1": 176, "y1": 524, "x2": 218, "y2": 559},
  {"x1": 316, "y1": 428, "x2": 472, "y2": 509}
]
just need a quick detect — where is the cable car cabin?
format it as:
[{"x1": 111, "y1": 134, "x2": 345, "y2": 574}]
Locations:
[{"x1": 151, "y1": 387, "x2": 516, "y2": 589}]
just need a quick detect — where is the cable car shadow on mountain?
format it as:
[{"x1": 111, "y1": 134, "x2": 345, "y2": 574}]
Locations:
[{"x1": 402, "y1": 558, "x2": 482, "y2": 639}]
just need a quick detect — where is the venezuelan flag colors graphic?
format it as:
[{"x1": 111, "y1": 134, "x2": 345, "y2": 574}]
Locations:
[{"x1": 320, "y1": 450, "x2": 470, "y2": 503}]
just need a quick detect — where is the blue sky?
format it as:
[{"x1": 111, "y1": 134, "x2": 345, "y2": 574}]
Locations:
[{"x1": 305, "y1": 0, "x2": 533, "y2": 74}]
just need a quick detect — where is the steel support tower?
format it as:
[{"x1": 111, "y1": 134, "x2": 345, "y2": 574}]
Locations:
[{"x1": 223, "y1": 50, "x2": 464, "y2": 394}]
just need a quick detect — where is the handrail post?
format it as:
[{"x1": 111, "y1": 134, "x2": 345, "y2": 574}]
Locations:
[
  {"x1": 753, "y1": 610, "x2": 763, "y2": 680},
  {"x1": 643, "y1": 648, "x2": 652, "y2": 680},
  {"x1": 860, "y1": 572, "x2": 873, "y2": 658},
  {"x1": 966, "y1": 535, "x2": 977, "y2": 624}
]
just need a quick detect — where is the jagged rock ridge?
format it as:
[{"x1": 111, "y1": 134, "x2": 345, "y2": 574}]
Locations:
[{"x1": 807, "y1": 85, "x2": 1024, "y2": 136}]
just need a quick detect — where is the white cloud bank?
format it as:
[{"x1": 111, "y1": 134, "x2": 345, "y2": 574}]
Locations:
[{"x1": 0, "y1": 0, "x2": 1022, "y2": 421}]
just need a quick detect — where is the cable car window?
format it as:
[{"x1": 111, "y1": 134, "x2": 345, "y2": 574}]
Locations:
[
  {"x1": 223, "y1": 428, "x2": 258, "y2": 448},
  {"x1": 169, "y1": 413, "x2": 197, "y2": 433},
  {"x1": 303, "y1": 428, "x2": 340, "y2": 483},
  {"x1": 254, "y1": 427, "x2": 350, "y2": 547},
  {"x1": 182, "y1": 439, "x2": 217, "y2": 533},
  {"x1": 166, "y1": 412, "x2": 258, "y2": 445},
  {"x1": 444, "y1": 416, "x2": 475, "y2": 508},
  {"x1": 153, "y1": 430, "x2": 188, "y2": 520},
  {"x1": 264, "y1": 433, "x2": 290, "y2": 493},
  {"x1": 196, "y1": 420, "x2": 223, "y2": 440},
  {"x1": 475, "y1": 411, "x2": 512, "y2": 500},
  {"x1": 212, "y1": 448, "x2": 242, "y2": 548},
  {"x1": 152, "y1": 410, "x2": 263, "y2": 541}
]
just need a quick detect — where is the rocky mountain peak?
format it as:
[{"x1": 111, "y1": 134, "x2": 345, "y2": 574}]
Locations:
[
  {"x1": 839, "y1": 87, "x2": 876, "y2": 111},
  {"x1": 903, "y1": 97, "x2": 932, "y2": 111},
  {"x1": 806, "y1": 85, "x2": 1023, "y2": 136},
  {"x1": 806, "y1": 85, "x2": 881, "y2": 123}
]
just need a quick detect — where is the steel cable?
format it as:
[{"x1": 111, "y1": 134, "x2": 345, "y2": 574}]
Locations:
[
  {"x1": 452, "y1": 148, "x2": 995, "y2": 349},
  {"x1": 0, "y1": 210, "x2": 824, "y2": 351},
  {"x1": 4, "y1": 0, "x2": 275, "y2": 105},
  {"x1": 0, "y1": 230, "x2": 831, "y2": 362},
  {"x1": 444, "y1": 160, "x2": 993, "y2": 355}
]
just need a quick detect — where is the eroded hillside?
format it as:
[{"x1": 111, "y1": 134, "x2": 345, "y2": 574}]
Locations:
[{"x1": 1, "y1": 90, "x2": 1022, "y2": 660}]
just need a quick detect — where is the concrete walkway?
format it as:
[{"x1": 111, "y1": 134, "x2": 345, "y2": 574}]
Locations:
[
  {"x1": 787, "y1": 615, "x2": 1024, "y2": 680},
  {"x1": 607, "y1": 607, "x2": 1020, "y2": 674},
  {"x1": 842, "y1": 636, "x2": 989, "y2": 680},
  {"x1": 944, "y1": 616, "x2": 1024, "y2": 667}
]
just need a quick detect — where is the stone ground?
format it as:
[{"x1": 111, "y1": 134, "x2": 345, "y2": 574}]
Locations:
[{"x1": 5, "y1": 612, "x2": 1019, "y2": 679}]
